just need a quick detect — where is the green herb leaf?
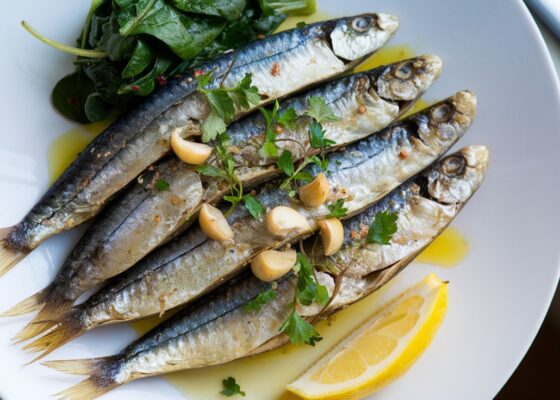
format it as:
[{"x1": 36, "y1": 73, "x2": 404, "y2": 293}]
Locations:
[
  {"x1": 295, "y1": 253, "x2": 330, "y2": 306},
  {"x1": 84, "y1": 93, "x2": 110, "y2": 122},
  {"x1": 201, "y1": 109, "x2": 227, "y2": 142},
  {"x1": 229, "y1": 73, "x2": 262, "y2": 109},
  {"x1": 171, "y1": 0, "x2": 246, "y2": 21},
  {"x1": 277, "y1": 150, "x2": 295, "y2": 177},
  {"x1": 121, "y1": 39, "x2": 153, "y2": 79},
  {"x1": 220, "y1": 376, "x2": 246, "y2": 397},
  {"x1": 279, "y1": 309, "x2": 322, "y2": 346},
  {"x1": 259, "y1": 141, "x2": 279, "y2": 158},
  {"x1": 367, "y1": 211, "x2": 398, "y2": 245},
  {"x1": 206, "y1": 89, "x2": 236, "y2": 122},
  {"x1": 310, "y1": 155, "x2": 330, "y2": 171},
  {"x1": 155, "y1": 178, "x2": 170, "y2": 191},
  {"x1": 309, "y1": 120, "x2": 335, "y2": 149},
  {"x1": 277, "y1": 108, "x2": 298, "y2": 129},
  {"x1": 51, "y1": 70, "x2": 97, "y2": 123},
  {"x1": 293, "y1": 171, "x2": 314, "y2": 183},
  {"x1": 242, "y1": 195, "x2": 265, "y2": 219},
  {"x1": 243, "y1": 289, "x2": 277, "y2": 312},
  {"x1": 327, "y1": 199, "x2": 348, "y2": 218},
  {"x1": 196, "y1": 164, "x2": 228, "y2": 179},
  {"x1": 305, "y1": 96, "x2": 340, "y2": 123}
]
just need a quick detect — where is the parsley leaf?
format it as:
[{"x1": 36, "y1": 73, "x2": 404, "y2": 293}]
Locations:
[
  {"x1": 258, "y1": 101, "x2": 280, "y2": 158},
  {"x1": 220, "y1": 377, "x2": 246, "y2": 397},
  {"x1": 197, "y1": 72, "x2": 261, "y2": 143},
  {"x1": 276, "y1": 150, "x2": 295, "y2": 177},
  {"x1": 276, "y1": 108, "x2": 298, "y2": 129},
  {"x1": 309, "y1": 120, "x2": 335, "y2": 149},
  {"x1": 327, "y1": 199, "x2": 348, "y2": 218},
  {"x1": 229, "y1": 74, "x2": 261, "y2": 109},
  {"x1": 201, "y1": 109, "x2": 227, "y2": 142},
  {"x1": 155, "y1": 179, "x2": 170, "y2": 191},
  {"x1": 295, "y1": 253, "x2": 330, "y2": 306},
  {"x1": 242, "y1": 194, "x2": 265, "y2": 219},
  {"x1": 305, "y1": 96, "x2": 340, "y2": 123},
  {"x1": 196, "y1": 164, "x2": 228, "y2": 179},
  {"x1": 279, "y1": 309, "x2": 323, "y2": 346},
  {"x1": 367, "y1": 211, "x2": 398, "y2": 245},
  {"x1": 243, "y1": 289, "x2": 276, "y2": 313}
]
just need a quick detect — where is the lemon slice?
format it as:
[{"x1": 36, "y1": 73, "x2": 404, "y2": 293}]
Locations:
[{"x1": 287, "y1": 274, "x2": 448, "y2": 400}]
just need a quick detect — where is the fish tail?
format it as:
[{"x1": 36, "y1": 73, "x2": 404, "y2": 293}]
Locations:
[
  {"x1": 0, "y1": 227, "x2": 26, "y2": 277},
  {"x1": 12, "y1": 287, "x2": 74, "y2": 342},
  {"x1": 44, "y1": 356, "x2": 121, "y2": 400},
  {"x1": 0, "y1": 285, "x2": 51, "y2": 317},
  {"x1": 23, "y1": 308, "x2": 85, "y2": 362}
]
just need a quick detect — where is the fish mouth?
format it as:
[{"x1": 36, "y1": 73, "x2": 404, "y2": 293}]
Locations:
[
  {"x1": 371, "y1": 54, "x2": 443, "y2": 102},
  {"x1": 329, "y1": 13, "x2": 399, "y2": 62},
  {"x1": 426, "y1": 145, "x2": 489, "y2": 204}
]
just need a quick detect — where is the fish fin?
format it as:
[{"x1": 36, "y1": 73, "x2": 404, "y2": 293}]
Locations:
[
  {"x1": 45, "y1": 356, "x2": 121, "y2": 400},
  {"x1": 53, "y1": 377, "x2": 118, "y2": 400},
  {"x1": 23, "y1": 309, "x2": 84, "y2": 362},
  {"x1": 12, "y1": 289, "x2": 74, "y2": 342},
  {"x1": 0, "y1": 286, "x2": 50, "y2": 317},
  {"x1": 0, "y1": 228, "x2": 27, "y2": 277}
]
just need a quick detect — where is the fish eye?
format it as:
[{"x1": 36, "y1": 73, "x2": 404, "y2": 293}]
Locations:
[
  {"x1": 430, "y1": 103, "x2": 453, "y2": 123},
  {"x1": 441, "y1": 155, "x2": 466, "y2": 176},
  {"x1": 394, "y1": 61, "x2": 413, "y2": 79},
  {"x1": 351, "y1": 16, "x2": 373, "y2": 32}
]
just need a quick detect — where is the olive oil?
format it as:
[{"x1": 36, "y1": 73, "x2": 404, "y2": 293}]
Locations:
[
  {"x1": 47, "y1": 119, "x2": 111, "y2": 183},
  {"x1": 354, "y1": 44, "x2": 415, "y2": 72},
  {"x1": 415, "y1": 228, "x2": 469, "y2": 268}
]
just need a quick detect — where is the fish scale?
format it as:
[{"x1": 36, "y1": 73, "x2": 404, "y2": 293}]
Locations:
[
  {"x1": 5, "y1": 54, "x2": 442, "y2": 339},
  {"x1": 42, "y1": 145, "x2": 488, "y2": 400},
  {"x1": 21, "y1": 91, "x2": 476, "y2": 362},
  {"x1": 0, "y1": 13, "x2": 398, "y2": 276}
]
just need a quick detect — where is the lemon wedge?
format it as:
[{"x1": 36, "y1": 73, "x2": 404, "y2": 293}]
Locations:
[{"x1": 287, "y1": 274, "x2": 448, "y2": 400}]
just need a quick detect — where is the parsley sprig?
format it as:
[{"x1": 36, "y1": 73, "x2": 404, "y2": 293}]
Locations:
[
  {"x1": 196, "y1": 71, "x2": 261, "y2": 142},
  {"x1": 366, "y1": 211, "x2": 398, "y2": 245},
  {"x1": 258, "y1": 100, "x2": 298, "y2": 158},
  {"x1": 197, "y1": 132, "x2": 264, "y2": 218},
  {"x1": 279, "y1": 252, "x2": 329, "y2": 346},
  {"x1": 274, "y1": 96, "x2": 339, "y2": 194},
  {"x1": 220, "y1": 377, "x2": 246, "y2": 397}
]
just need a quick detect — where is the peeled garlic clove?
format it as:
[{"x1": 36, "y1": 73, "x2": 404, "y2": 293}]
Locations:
[
  {"x1": 171, "y1": 130, "x2": 212, "y2": 165},
  {"x1": 299, "y1": 173, "x2": 330, "y2": 207},
  {"x1": 266, "y1": 206, "x2": 311, "y2": 237},
  {"x1": 318, "y1": 218, "x2": 344, "y2": 256},
  {"x1": 199, "y1": 203, "x2": 233, "y2": 241},
  {"x1": 251, "y1": 249, "x2": 297, "y2": 282}
]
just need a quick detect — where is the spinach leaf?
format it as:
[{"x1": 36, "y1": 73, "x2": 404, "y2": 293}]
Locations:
[
  {"x1": 51, "y1": 70, "x2": 97, "y2": 123},
  {"x1": 118, "y1": 56, "x2": 172, "y2": 95},
  {"x1": 117, "y1": 0, "x2": 225, "y2": 60},
  {"x1": 84, "y1": 93, "x2": 110, "y2": 122},
  {"x1": 98, "y1": 13, "x2": 136, "y2": 61},
  {"x1": 171, "y1": 0, "x2": 246, "y2": 21},
  {"x1": 121, "y1": 39, "x2": 154, "y2": 78}
]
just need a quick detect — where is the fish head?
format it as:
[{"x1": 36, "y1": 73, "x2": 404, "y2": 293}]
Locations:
[
  {"x1": 426, "y1": 145, "x2": 489, "y2": 204},
  {"x1": 330, "y1": 14, "x2": 399, "y2": 61},
  {"x1": 414, "y1": 91, "x2": 477, "y2": 152},
  {"x1": 373, "y1": 55, "x2": 443, "y2": 102}
]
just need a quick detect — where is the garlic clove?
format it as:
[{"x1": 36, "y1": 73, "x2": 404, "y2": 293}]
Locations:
[
  {"x1": 299, "y1": 173, "x2": 330, "y2": 207},
  {"x1": 266, "y1": 206, "x2": 311, "y2": 237},
  {"x1": 318, "y1": 218, "x2": 344, "y2": 256},
  {"x1": 251, "y1": 249, "x2": 297, "y2": 282},
  {"x1": 171, "y1": 130, "x2": 212, "y2": 165},
  {"x1": 199, "y1": 203, "x2": 233, "y2": 241}
]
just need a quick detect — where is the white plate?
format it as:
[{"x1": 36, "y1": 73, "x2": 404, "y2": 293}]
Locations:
[{"x1": 1, "y1": 0, "x2": 559, "y2": 399}]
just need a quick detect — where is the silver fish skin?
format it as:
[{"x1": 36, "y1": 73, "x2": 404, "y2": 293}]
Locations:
[
  {"x1": 4, "y1": 55, "x2": 442, "y2": 333},
  {"x1": 24, "y1": 91, "x2": 476, "y2": 360},
  {"x1": 42, "y1": 145, "x2": 488, "y2": 400},
  {"x1": 0, "y1": 13, "x2": 398, "y2": 275}
]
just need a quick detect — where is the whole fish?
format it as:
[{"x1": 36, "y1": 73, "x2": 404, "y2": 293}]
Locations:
[
  {"x1": 42, "y1": 145, "x2": 489, "y2": 400},
  {"x1": 5, "y1": 55, "x2": 443, "y2": 339},
  {"x1": 24, "y1": 92, "x2": 476, "y2": 359},
  {"x1": 0, "y1": 13, "x2": 398, "y2": 276}
]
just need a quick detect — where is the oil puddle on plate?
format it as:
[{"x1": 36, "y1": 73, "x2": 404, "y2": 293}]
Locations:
[
  {"x1": 415, "y1": 228, "x2": 469, "y2": 268},
  {"x1": 47, "y1": 119, "x2": 112, "y2": 183}
]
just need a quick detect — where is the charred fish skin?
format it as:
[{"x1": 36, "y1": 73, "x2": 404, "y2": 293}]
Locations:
[
  {"x1": 4, "y1": 55, "x2": 442, "y2": 329},
  {"x1": 43, "y1": 146, "x2": 489, "y2": 399},
  {"x1": 24, "y1": 91, "x2": 476, "y2": 359},
  {"x1": 0, "y1": 14, "x2": 398, "y2": 274}
]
